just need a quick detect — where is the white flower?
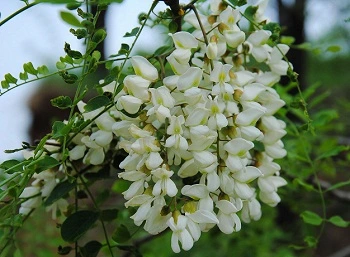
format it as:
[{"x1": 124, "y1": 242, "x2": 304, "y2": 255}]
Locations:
[
  {"x1": 131, "y1": 56, "x2": 158, "y2": 82},
  {"x1": 167, "y1": 214, "x2": 194, "y2": 253},
  {"x1": 147, "y1": 86, "x2": 175, "y2": 122},
  {"x1": 245, "y1": 30, "x2": 272, "y2": 62},
  {"x1": 117, "y1": 95, "x2": 143, "y2": 115},
  {"x1": 151, "y1": 164, "x2": 178, "y2": 197},
  {"x1": 216, "y1": 198, "x2": 243, "y2": 234},
  {"x1": 224, "y1": 138, "x2": 254, "y2": 172},
  {"x1": 19, "y1": 187, "x2": 42, "y2": 215},
  {"x1": 124, "y1": 75, "x2": 151, "y2": 102}
]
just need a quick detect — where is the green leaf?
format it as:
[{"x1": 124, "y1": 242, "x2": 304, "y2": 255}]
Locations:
[
  {"x1": 154, "y1": 45, "x2": 171, "y2": 56},
  {"x1": 52, "y1": 121, "x2": 72, "y2": 139},
  {"x1": 326, "y1": 45, "x2": 341, "y2": 53},
  {"x1": 44, "y1": 180, "x2": 76, "y2": 206},
  {"x1": 60, "y1": 11, "x2": 82, "y2": 27},
  {"x1": 100, "y1": 209, "x2": 119, "y2": 222},
  {"x1": 300, "y1": 211, "x2": 323, "y2": 226},
  {"x1": 325, "y1": 179, "x2": 350, "y2": 192},
  {"x1": 124, "y1": 27, "x2": 139, "y2": 37},
  {"x1": 29, "y1": 155, "x2": 60, "y2": 173},
  {"x1": 304, "y1": 236, "x2": 318, "y2": 248},
  {"x1": 316, "y1": 145, "x2": 349, "y2": 160},
  {"x1": 4, "y1": 73, "x2": 18, "y2": 84},
  {"x1": 61, "y1": 210, "x2": 99, "y2": 243},
  {"x1": 112, "y1": 179, "x2": 131, "y2": 194},
  {"x1": 66, "y1": 2, "x2": 82, "y2": 10},
  {"x1": 293, "y1": 178, "x2": 316, "y2": 192},
  {"x1": 57, "y1": 245, "x2": 73, "y2": 255},
  {"x1": 19, "y1": 72, "x2": 28, "y2": 81},
  {"x1": 112, "y1": 224, "x2": 131, "y2": 243},
  {"x1": 280, "y1": 36, "x2": 295, "y2": 45},
  {"x1": 80, "y1": 241, "x2": 102, "y2": 257},
  {"x1": 328, "y1": 216, "x2": 349, "y2": 228},
  {"x1": 56, "y1": 61, "x2": 67, "y2": 70},
  {"x1": 228, "y1": 0, "x2": 247, "y2": 6},
  {"x1": 91, "y1": 29, "x2": 107, "y2": 44},
  {"x1": 263, "y1": 22, "x2": 281, "y2": 42},
  {"x1": 244, "y1": 6, "x2": 258, "y2": 20},
  {"x1": 37, "y1": 65, "x2": 50, "y2": 75},
  {"x1": 1, "y1": 80, "x2": 9, "y2": 89},
  {"x1": 84, "y1": 95, "x2": 110, "y2": 112},
  {"x1": 117, "y1": 43, "x2": 130, "y2": 55},
  {"x1": 0, "y1": 160, "x2": 24, "y2": 174},
  {"x1": 51, "y1": 96, "x2": 73, "y2": 109},
  {"x1": 23, "y1": 62, "x2": 38, "y2": 76},
  {"x1": 168, "y1": 21, "x2": 178, "y2": 33}
]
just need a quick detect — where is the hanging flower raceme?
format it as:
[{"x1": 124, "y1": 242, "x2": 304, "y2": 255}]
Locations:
[{"x1": 17, "y1": 0, "x2": 292, "y2": 253}]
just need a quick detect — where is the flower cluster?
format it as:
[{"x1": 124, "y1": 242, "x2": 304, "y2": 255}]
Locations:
[{"x1": 19, "y1": 0, "x2": 290, "y2": 252}]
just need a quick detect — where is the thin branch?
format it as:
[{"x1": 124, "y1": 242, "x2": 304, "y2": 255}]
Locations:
[{"x1": 0, "y1": 2, "x2": 38, "y2": 27}]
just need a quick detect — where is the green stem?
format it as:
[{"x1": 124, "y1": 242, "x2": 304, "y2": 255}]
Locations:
[
  {"x1": 0, "y1": 2, "x2": 38, "y2": 27},
  {"x1": 73, "y1": 163, "x2": 115, "y2": 257}
]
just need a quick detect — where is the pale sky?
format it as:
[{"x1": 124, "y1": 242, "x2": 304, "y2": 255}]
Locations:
[{"x1": 0, "y1": 0, "x2": 347, "y2": 161}]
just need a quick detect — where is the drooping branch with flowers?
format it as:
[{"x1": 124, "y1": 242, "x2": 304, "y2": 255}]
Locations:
[{"x1": 1, "y1": 0, "x2": 349, "y2": 256}]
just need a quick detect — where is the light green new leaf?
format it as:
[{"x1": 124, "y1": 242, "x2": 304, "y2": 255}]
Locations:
[
  {"x1": 23, "y1": 62, "x2": 38, "y2": 76},
  {"x1": 328, "y1": 216, "x2": 349, "y2": 228},
  {"x1": 60, "y1": 11, "x2": 82, "y2": 27},
  {"x1": 326, "y1": 45, "x2": 341, "y2": 53},
  {"x1": 300, "y1": 211, "x2": 323, "y2": 226},
  {"x1": 4, "y1": 73, "x2": 17, "y2": 84}
]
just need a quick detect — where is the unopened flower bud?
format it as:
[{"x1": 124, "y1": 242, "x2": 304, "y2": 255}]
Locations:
[
  {"x1": 233, "y1": 89, "x2": 243, "y2": 101},
  {"x1": 183, "y1": 201, "x2": 197, "y2": 214},
  {"x1": 207, "y1": 15, "x2": 217, "y2": 25}
]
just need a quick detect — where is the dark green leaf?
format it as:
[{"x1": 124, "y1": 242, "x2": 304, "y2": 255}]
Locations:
[
  {"x1": 244, "y1": 6, "x2": 258, "y2": 20},
  {"x1": 60, "y1": 11, "x2": 82, "y2": 27},
  {"x1": 60, "y1": 72, "x2": 79, "y2": 84},
  {"x1": 52, "y1": 121, "x2": 72, "y2": 139},
  {"x1": 80, "y1": 241, "x2": 102, "y2": 257},
  {"x1": 84, "y1": 95, "x2": 110, "y2": 112},
  {"x1": 124, "y1": 27, "x2": 139, "y2": 37},
  {"x1": 4, "y1": 73, "x2": 17, "y2": 84},
  {"x1": 0, "y1": 160, "x2": 24, "y2": 174},
  {"x1": 168, "y1": 21, "x2": 178, "y2": 33},
  {"x1": 61, "y1": 210, "x2": 99, "y2": 242},
  {"x1": 23, "y1": 62, "x2": 38, "y2": 76},
  {"x1": 100, "y1": 209, "x2": 119, "y2": 222},
  {"x1": 44, "y1": 180, "x2": 75, "y2": 206},
  {"x1": 51, "y1": 96, "x2": 72, "y2": 109},
  {"x1": 30, "y1": 155, "x2": 60, "y2": 173},
  {"x1": 328, "y1": 216, "x2": 349, "y2": 228},
  {"x1": 300, "y1": 211, "x2": 323, "y2": 226},
  {"x1": 58, "y1": 245, "x2": 73, "y2": 255},
  {"x1": 112, "y1": 224, "x2": 131, "y2": 243},
  {"x1": 263, "y1": 22, "x2": 281, "y2": 42},
  {"x1": 91, "y1": 29, "x2": 107, "y2": 44},
  {"x1": 117, "y1": 43, "x2": 130, "y2": 55}
]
